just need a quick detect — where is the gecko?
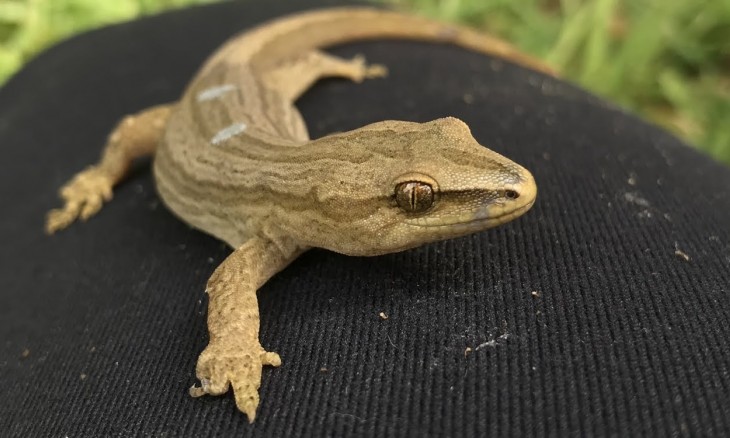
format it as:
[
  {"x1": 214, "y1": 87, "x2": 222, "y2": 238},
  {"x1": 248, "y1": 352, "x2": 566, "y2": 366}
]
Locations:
[{"x1": 45, "y1": 7, "x2": 548, "y2": 422}]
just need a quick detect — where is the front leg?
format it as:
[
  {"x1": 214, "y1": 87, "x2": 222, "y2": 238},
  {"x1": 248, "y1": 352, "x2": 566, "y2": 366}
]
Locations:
[{"x1": 190, "y1": 235, "x2": 303, "y2": 422}]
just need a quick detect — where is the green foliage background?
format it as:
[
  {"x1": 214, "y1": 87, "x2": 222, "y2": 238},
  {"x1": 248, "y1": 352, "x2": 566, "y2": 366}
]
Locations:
[{"x1": 1, "y1": 0, "x2": 728, "y2": 164}]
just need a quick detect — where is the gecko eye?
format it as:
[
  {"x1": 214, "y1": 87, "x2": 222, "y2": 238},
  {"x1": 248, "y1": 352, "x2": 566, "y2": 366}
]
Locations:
[{"x1": 395, "y1": 181, "x2": 434, "y2": 213}]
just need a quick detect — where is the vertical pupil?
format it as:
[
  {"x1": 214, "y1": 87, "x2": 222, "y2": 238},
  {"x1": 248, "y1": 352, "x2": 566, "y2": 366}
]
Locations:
[{"x1": 396, "y1": 181, "x2": 433, "y2": 213}]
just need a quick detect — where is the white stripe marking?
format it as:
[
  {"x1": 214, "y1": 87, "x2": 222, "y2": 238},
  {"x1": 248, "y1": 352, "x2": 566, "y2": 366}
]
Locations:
[
  {"x1": 197, "y1": 84, "x2": 237, "y2": 102},
  {"x1": 211, "y1": 122, "x2": 247, "y2": 145}
]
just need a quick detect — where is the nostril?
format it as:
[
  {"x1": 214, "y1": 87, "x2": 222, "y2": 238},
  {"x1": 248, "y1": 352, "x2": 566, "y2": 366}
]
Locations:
[{"x1": 505, "y1": 189, "x2": 519, "y2": 199}]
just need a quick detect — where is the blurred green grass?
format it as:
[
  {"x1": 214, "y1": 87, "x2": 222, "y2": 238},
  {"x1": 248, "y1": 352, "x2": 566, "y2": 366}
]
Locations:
[
  {"x1": 0, "y1": 0, "x2": 217, "y2": 79},
  {"x1": 1, "y1": 0, "x2": 728, "y2": 164}
]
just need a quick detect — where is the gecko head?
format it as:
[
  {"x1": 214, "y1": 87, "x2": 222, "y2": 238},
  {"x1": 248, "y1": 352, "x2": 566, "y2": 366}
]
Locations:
[{"x1": 291, "y1": 117, "x2": 536, "y2": 256}]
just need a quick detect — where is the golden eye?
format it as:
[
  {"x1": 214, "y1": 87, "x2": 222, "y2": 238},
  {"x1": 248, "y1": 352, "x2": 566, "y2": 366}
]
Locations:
[{"x1": 395, "y1": 181, "x2": 434, "y2": 213}]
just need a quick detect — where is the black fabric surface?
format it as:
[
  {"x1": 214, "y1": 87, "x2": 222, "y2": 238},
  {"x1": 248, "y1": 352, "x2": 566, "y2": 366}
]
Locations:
[{"x1": 2, "y1": 0, "x2": 730, "y2": 436}]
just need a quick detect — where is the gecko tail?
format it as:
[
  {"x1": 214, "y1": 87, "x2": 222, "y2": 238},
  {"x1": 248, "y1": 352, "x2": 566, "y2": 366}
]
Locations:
[{"x1": 204, "y1": 7, "x2": 556, "y2": 77}]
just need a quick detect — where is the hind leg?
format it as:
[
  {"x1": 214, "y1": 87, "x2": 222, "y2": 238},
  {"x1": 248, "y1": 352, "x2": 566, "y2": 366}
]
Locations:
[
  {"x1": 46, "y1": 104, "x2": 173, "y2": 234},
  {"x1": 261, "y1": 50, "x2": 387, "y2": 101}
]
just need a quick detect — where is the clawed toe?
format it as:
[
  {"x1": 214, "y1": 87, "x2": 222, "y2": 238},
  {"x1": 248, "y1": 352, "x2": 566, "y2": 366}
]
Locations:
[
  {"x1": 79, "y1": 194, "x2": 104, "y2": 220},
  {"x1": 232, "y1": 381, "x2": 261, "y2": 423},
  {"x1": 45, "y1": 208, "x2": 75, "y2": 234},
  {"x1": 261, "y1": 351, "x2": 281, "y2": 366},
  {"x1": 189, "y1": 375, "x2": 230, "y2": 398},
  {"x1": 364, "y1": 63, "x2": 388, "y2": 79}
]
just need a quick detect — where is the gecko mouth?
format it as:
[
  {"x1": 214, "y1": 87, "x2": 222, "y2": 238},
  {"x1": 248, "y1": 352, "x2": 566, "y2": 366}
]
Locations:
[{"x1": 407, "y1": 198, "x2": 536, "y2": 229}]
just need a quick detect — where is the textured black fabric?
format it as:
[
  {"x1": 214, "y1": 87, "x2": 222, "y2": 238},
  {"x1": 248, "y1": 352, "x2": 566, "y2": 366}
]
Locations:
[{"x1": 2, "y1": 0, "x2": 730, "y2": 436}]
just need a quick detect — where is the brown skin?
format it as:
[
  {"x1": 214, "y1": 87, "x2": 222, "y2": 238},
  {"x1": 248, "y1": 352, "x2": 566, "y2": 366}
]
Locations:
[{"x1": 46, "y1": 7, "x2": 543, "y2": 422}]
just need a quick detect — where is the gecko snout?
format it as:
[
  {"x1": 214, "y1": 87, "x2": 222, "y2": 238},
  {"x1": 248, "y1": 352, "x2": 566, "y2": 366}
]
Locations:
[
  {"x1": 509, "y1": 169, "x2": 537, "y2": 208},
  {"x1": 493, "y1": 167, "x2": 536, "y2": 213}
]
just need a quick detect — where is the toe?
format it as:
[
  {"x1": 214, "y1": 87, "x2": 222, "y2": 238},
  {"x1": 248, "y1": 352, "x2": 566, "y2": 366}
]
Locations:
[
  {"x1": 46, "y1": 205, "x2": 79, "y2": 234},
  {"x1": 261, "y1": 351, "x2": 281, "y2": 367},
  {"x1": 366, "y1": 64, "x2": 388, "y2": 78},
  {"x1": 45, "y1": 210, "x2": 67, "y2": 234},
  {"x1": 351, "y1": 54, "x2": 366, "y2": 66},
  {"x1": 189, "y1": 383, "x2": 206, "y2": 398},
  {"x1": 233, "y1": 385, "x2": 260, "y2": 423},
  {"x1": 100, "y1": 183, "x2": 113, "y2": 201},
  {"x1": 80, "y1": 194, "x2": 103, "y2": 220},
  {"x1": 192, "y1": 374, "x2": 230, "y2": 396}
]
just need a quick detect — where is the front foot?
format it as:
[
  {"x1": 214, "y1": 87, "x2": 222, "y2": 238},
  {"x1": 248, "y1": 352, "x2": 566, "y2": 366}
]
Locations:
[
  {"x1": 46, "y1": 166, "x2": 114, "y2": 234},
  {"x1": 190, "y1": 341, "x2": 282, "y2": 422}
]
